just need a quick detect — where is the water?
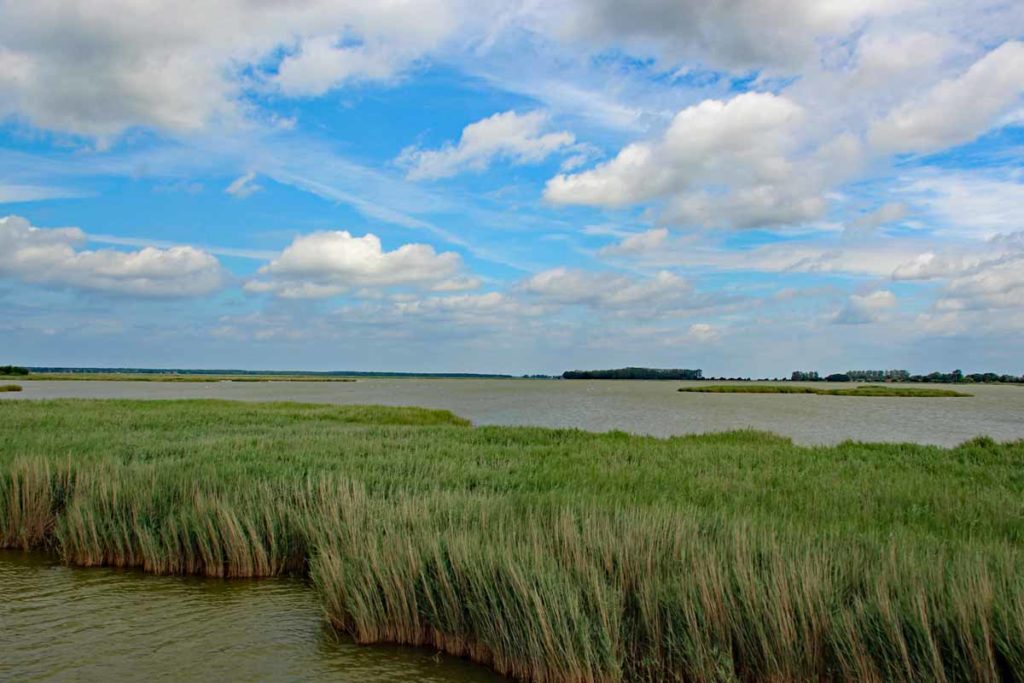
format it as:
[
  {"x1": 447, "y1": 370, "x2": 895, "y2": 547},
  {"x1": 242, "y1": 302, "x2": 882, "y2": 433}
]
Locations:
[
  {"x1": 4, "y1": 378, "x2": 1023, "y2": 446},
  {"x1": 0, "y1": 550, "x2": 502, "y2": 683}
]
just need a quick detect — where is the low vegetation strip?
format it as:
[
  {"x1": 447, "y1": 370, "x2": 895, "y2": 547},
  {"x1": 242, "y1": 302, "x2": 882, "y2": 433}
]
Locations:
[
  {"x1": 1, "y1": 400, "x2": 1022, "y2": 682},
  {"x1": 16, "y1": 373, "x2": 358, "y2": 382},
  {"x1": 0, "y1": 384, "x2": 22, "y2": 392},
  {"x1": 679, "y1": 384, "x2": 972, "y2": 397}
]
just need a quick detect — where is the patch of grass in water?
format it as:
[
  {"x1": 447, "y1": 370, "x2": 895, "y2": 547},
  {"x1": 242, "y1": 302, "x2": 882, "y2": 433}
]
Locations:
[{"x1": 0, "y1": 384, "x2": 22, "y2": 392}]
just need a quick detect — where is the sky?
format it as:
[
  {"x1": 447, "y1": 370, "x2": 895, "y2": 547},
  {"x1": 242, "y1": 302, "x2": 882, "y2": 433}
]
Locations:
[{"x1": 1, "y1": 0, "x2": 1023, "y2": 375}]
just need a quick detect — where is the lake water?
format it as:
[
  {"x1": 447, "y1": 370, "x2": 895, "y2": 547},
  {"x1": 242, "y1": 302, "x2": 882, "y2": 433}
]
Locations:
[
  {"x1": 0, "y1": 550, "x2": 502, "y2": 683},
  {"x1": 4, "y1": 378, "x2": 1023, "y2": 446}
]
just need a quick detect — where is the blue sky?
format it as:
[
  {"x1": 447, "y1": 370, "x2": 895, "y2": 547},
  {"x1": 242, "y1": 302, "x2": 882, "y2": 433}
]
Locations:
[{"x1": 1, "y1": 0, "x2": 1023, "y2": 375}]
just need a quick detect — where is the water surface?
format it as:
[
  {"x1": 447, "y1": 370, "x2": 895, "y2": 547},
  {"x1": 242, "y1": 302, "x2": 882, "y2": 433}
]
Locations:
[
  {"x1": 0, "y1": 550, "x2": 502, "y2": 682},
  {"x1": 5, "y1": 378, "x2": 1023, "y2": 446}
]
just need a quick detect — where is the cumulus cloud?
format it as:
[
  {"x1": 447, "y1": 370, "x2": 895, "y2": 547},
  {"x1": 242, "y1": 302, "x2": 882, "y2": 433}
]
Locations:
[
  {"x1": 545, "y1": 92, "x2": 849, "y2": 229},
  {"x1": 399, "y1": 111, "x2": 576, "y2": 180},
  {"x1": 540, "y1": 0, "x2": 905, "y2": 72},
  {"x1": 245, "y1": 230, "x2": 464, "y2": 299},
  {"x1": 834, "y1": 290, "x2": 897, "y2": 325},
  {"x1": 870, "y1": 41, "x2": 1024, "y2": 153},
  {"x1": 0, "y1": 215, "x2": 223, "y2": 296},
  {"x1": 0, "y1": 0, "x2": 462, "y2": 138}
]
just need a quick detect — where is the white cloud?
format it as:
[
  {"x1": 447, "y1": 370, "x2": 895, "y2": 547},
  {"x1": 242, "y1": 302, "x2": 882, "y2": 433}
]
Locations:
[
  {"x1": 686, "y1": 322, "x2": 720, "y2": 343},
  {"x1": 870, "y1": 41, "x2": 1024, "y2": 153},
  {"x1": 834, "y1": 290, "x2": 896, "y2": 325},
  {"x1": 273, "y1": 38, "x2": 406, "y2": 97},
  {"x1": 850, "y1": 31, "x2": 959, "y2": 93},
  {"x1": 545, "y1": 92, "x2": 851, "y2": 229},
  {"x1": 902, "y1": 172, "x2": 1024, "y2": 238},
  {"x1": 519, "y1": 267, "x2": 727, "y2": 316},
  {"x1": 598, "y1": 228, "x2": 669, "y2": 256},
  {"x1": 929, "y1": 232, "x2": 1024, "y2": 312},
  {"x1": 225, "y1": 172, "x2": 263, "y2": 198},
  {"x1": 399, "y1": 111, "x2": 576, "y2": 180},
  {"x1": 0, "y1": 183, "x2": 87, "y2": 203},
  {"x1": 539, "y1": 0, "x2": 907, "y2": 72},
  {"x1": 245, "y1": 230, "x2": 463, "y2": 299},
  {"x1": 393, "y1": 291, "x2": 544, "y2": 323},
  {"x1": 0, "y1": 215, "x2": 223, "y2": 297},
  {"x1": 846, "y1": 202, "x2": 908, "y2": 235},
  {"x1": 0, "y1": 0, "x2": 463, "y2": 139}
]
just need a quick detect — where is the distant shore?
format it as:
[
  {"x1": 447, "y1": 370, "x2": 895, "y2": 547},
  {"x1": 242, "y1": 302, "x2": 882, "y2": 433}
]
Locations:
[{"x1": 679, "y1": 384, "x2": 973, "y2": 397}]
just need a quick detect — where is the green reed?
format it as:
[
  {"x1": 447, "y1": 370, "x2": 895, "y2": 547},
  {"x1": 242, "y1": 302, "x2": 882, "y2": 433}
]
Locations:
[{"x1": 1, "y1": 399, "x2": 1022, "y2": 681}]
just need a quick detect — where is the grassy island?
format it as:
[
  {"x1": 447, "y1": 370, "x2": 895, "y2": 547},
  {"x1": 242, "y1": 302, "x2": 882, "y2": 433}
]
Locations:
[
  {"x1": 0, "y1": 384, "x2": 22, "y2": 392},
  {"x1": 2, "y1": 399, "x2": 1022, "y2": 682},
  {"x1": 679, "y1": 384, "x2": 972, "y2": 397}
]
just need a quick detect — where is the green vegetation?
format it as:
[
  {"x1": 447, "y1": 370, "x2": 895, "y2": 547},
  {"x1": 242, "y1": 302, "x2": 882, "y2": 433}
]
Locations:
[
  {"x1": 563, "y1": 367, "x2": 703, "y2": 380},
  {"x1": 680, "y1": 384, "x2": 972, "y2": 397},
  {"x1": 2, "y1": 399, "x2": 1022, "y2": 682},
  {"x1": 0, "y1": 365, "x2": 29, "y2": 376},
  {"x1": 795, "y1": 369, "x2": 1024, "y2": 385},
  {"x1": 20, "y1": 372, "x2": 357, "y2": 382},
  {"x1": 27, "y1": 367, "x2": 515, "y2": 379},
  {"x1": 0, "y1": 384, "x2": 22, "y2": 392}
]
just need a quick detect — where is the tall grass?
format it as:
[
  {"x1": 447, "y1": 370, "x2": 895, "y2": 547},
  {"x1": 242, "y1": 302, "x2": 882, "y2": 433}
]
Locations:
[
  {"x1": 1, "y1": 399, "x2": 1023, "y2": 681},
  {"x1": 679, "y1": 384, "x2": 972, "y2": 397},
  {"x1": 0, "y1": 384, "x2": 22, "y2": 392}
]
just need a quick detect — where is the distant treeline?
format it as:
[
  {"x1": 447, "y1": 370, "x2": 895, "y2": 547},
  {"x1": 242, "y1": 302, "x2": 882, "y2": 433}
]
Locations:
[
  {"x1": 563, "y1": 367, "x2": 703, "y2": 380},
  {"x1": 792, "y1": 369, "x2": 1023, "y2": 384},
  {"x1": 0, "y1": 366, "x2": 29, "y2": 376}
]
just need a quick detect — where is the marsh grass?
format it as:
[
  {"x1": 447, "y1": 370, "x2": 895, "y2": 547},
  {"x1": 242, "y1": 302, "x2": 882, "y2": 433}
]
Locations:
[
  {"x1": 1, "y1": 399, "x2": 1022, "y2": 681},
  {"x1": 21, "y1": 373, "x2": 357, "y2": 382},
  {"x1": 679, "y1": 384, "x2": 972, "y2": 398},
  {"x1": 0, "y1": 384, "x2": 22, "y2": 392}
]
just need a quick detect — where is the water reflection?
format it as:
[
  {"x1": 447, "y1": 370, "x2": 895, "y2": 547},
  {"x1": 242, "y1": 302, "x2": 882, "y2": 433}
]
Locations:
[{"x1": 0, "y1": 551, "x2": 502, "y2": 682}]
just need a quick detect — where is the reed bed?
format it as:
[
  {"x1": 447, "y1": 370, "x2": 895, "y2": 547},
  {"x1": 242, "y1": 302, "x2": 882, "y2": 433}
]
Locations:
[
  {"x1": 20, "y1": 373, "x2": 357, "y2": 382},
  {"x1": 1, "y1": 399, "x2": 1022, "y2": 681},
  {"x1": 0, "y1": 384, "x2": 22, "y2": 392},
  {"x1": 679, "y1": 384, "x2": 972, "y2": 397}
]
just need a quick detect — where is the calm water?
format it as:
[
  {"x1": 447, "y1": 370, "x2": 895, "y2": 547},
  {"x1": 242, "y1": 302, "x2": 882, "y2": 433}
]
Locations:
[
  {"x1": 0, "y1": 550, "x2": 502, "y2": 683},
  {"x1": 4, "y1": 378, "x2": 1024, "y2": 446}
]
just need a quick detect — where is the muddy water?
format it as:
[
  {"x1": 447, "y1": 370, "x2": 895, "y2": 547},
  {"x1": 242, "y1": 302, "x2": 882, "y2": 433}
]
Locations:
[{"x1": 0, "y1": 551, "x2": 503, "y2": 682}]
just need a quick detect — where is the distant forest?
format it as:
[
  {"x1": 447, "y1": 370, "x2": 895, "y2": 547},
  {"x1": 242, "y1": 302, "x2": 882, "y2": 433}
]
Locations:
[
  {"x1": 792, "y1": 369, "x2": 1023, "y2": 384},
  {"x1": 562, "y1": 367, "x2": 703, "y2": 380}
]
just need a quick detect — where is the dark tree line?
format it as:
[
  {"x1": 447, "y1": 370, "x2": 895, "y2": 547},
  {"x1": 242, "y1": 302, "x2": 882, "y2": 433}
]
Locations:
[
  {"x1": 792, "y1": 369, "x2": 1023, "y2": 384},
  {"x1": 0, "y1": 365, "x2": 29, "y2": 376},
  {"x1": 563, "y1": 367, "x2": 703, "y2": 380}
]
